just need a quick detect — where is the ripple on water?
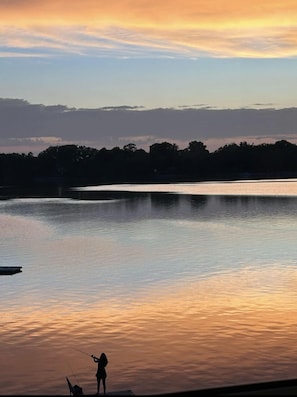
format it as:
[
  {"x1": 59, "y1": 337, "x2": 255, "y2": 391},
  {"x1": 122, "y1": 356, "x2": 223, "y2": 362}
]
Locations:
[{"x1": 2, "y1": 192, "x2": 297, "y2": 394}]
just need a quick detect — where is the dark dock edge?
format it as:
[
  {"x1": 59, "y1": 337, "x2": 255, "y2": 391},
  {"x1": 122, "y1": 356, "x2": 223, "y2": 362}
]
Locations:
[{"x1": 7, "y1": 378, "x2": 297, "y2": 396}]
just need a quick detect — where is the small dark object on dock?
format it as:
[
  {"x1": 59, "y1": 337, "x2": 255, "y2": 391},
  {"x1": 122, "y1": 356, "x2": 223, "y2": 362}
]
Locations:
[{"x1": 66, "y1": 377, "x2": 84, "y2": 396}]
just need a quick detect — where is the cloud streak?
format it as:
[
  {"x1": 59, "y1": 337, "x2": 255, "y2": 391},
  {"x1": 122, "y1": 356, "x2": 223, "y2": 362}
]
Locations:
[
  {"x1": 1, "y1": 0, "x2": 297, "y2": 58},
  {"x1": 1, "y1": 98, "x2": 297, "y2": 154}
]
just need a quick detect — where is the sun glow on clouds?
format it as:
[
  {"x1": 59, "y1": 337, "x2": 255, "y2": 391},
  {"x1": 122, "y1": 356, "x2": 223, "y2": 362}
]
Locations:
[{"x1": 1, "y1": 0, "x2": 297, "y2": 58}]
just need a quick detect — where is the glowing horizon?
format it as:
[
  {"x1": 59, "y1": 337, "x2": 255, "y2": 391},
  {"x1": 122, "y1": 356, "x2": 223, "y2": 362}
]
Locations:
[{"x1": 2, "y1": 0, "x2": 297, "y2": 151}]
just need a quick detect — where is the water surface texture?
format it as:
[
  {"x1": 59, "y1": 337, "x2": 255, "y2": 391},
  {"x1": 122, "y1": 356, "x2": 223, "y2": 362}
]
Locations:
[{"x1": 1, "y1": 179, "x2": 297, "y2": 395}]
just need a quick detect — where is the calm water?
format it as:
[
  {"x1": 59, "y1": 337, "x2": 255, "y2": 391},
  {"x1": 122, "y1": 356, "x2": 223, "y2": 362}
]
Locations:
[{"x1": 1, "y1": 179, "x2": 297, "y2": 395}]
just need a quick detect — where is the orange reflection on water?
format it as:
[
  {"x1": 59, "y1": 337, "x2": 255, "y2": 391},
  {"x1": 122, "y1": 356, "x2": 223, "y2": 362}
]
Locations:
[
  {"x1": 80, "y1": 179, "x2": 297, "y2": 197},
  {"x1": 2, "y1": 265, "x2": 297, "y2": 395}
]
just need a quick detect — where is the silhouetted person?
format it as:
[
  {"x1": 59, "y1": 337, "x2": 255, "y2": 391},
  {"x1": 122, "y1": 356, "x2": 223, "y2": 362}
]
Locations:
[{"x1": 92, "y1": 352, "x2": 108, "y2": 395}]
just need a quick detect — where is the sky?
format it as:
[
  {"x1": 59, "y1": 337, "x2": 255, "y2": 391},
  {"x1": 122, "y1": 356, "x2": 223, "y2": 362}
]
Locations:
[{"x1": 1, "y1": 0, "x2": 297, "y2": 154}]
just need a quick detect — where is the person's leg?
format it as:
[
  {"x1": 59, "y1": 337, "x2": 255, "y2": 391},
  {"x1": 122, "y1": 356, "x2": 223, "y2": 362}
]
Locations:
[
  {"x1": 102, "y1": 377, "x2": 106, "y2": 395},
  {"x1": 97, "y1": 377, "x2": 101, "y2": 394}
]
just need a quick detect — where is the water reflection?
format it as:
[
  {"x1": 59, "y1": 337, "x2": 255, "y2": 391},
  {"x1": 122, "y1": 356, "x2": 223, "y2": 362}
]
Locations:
[
  {"x1": 2, "y1": 267, "x2": 297, "y2": 395},
  {"x1": 73, "y1": 178, "x2": 297, "y2": 196},
  {"x1": 150, "y1": 192, "x2": 181, "y2": 209},
  {"x1": 2, "y1": 193, "x2": 297, "y2": 225},
  {"x1": 1, "y1": 182, "x2": 297, "y2": 395}
]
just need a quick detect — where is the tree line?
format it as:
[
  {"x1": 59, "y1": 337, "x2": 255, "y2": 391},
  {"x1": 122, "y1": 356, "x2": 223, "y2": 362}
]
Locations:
[{"x1": 1, "y1": 139, "x2": 297, "y2": 186}]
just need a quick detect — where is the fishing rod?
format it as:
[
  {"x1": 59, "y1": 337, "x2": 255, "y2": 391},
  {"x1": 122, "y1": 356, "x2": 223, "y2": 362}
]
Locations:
[
  {"x1": 72, "y1": 347, "x2": 93, "y2": 357},
  {"x1": 67, "y1": 362, "x2": 79, "y2": 384},
  {"x1": 72, "y1": 347, "x2": 101, "y2": 362}
]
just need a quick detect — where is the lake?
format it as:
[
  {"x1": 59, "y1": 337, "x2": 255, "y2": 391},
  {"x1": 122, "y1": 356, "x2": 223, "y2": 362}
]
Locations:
[{"x1": 1, "y1": 179, "x2": 297, "y2": 395}]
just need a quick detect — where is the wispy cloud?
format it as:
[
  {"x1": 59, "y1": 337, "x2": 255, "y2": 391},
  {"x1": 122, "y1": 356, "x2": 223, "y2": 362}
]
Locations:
[{"x1": 1, "y1": 0, "x2": 297, "y2": 58}]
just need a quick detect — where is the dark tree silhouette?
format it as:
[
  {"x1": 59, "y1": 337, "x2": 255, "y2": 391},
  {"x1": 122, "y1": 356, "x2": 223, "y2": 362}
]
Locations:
[
  {"x1": 149, "y1": 142, "x2": 179, "y2": 177},
  {"x1": 180, "y1": 141, "x2": 210, "y2": 178},
  {"x1": 1, "y1": 140, "x2": 297, "y2": 187}
]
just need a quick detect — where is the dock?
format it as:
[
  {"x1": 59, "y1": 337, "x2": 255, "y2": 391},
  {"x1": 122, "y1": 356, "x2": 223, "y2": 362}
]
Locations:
[
  {"x1": 64, "y1": 378, "x2": 297, "y2": 396},
  {"x1": 0, "y1": 266, "x2": 22, "y2": 275}
]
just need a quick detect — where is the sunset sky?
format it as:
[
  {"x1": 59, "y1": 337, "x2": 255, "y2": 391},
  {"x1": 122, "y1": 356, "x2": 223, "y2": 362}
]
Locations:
[{"x1": 1, "y1": 0, "x2": 297, "y2": 153}]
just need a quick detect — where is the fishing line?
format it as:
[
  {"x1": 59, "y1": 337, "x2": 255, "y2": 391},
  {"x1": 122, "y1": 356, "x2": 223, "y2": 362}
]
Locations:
[
  {"x1": 72, "y1": 347, "x2": 92, "y2": 357},
  {"x1": 67, "y1": 362, "x2": 79, "y2": 384}
]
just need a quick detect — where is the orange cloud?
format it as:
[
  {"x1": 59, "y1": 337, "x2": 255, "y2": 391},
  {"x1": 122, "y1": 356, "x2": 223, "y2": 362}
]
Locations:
[
  {"x1": 1, "y1": 0, "x2": 296, "y2": 27},
  {"x1": 1, "y1": 0, "x2": 297, "y2": 57}
]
